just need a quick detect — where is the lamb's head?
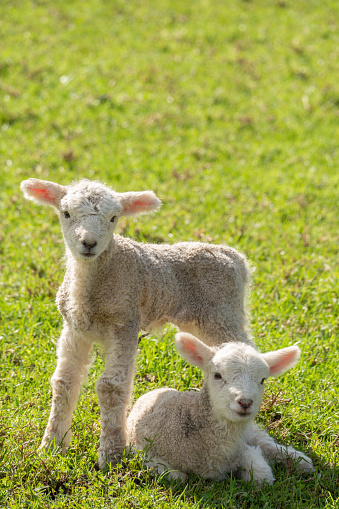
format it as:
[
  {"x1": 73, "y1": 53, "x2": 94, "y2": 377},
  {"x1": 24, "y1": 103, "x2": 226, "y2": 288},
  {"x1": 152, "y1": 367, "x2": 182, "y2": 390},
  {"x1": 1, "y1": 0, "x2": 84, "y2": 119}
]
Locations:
[
  {"x1": 21, "y1": 178, "x2": 161, "y2": 261},
  {"x1": 175, "y1": 333, "x2": 300, "y2": 424}
]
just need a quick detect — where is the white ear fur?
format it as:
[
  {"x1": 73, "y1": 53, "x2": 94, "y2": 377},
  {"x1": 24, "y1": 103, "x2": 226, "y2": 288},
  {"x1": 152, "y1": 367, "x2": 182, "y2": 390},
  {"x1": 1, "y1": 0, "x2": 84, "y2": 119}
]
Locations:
[
  {"x1": 175, "y1": 333, "x2": 214, "y2": 370},
  {"x1": 261, "y1": 345, "x2": 301, "y2": 377},
  {"x1": 118, "y1": 191, "x2": 161, "y2": 216},
  {"x1": 21, "y1": 178, "x2": 67, "y2": 209}
]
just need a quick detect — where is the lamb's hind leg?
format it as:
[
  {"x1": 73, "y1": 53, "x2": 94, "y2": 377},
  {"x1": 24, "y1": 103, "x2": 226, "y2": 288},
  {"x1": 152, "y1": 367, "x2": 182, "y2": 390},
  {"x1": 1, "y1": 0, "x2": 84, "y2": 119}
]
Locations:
[
  {"x1": 187, "y1": 313, "x2": 252, "y2": 348},
  {"x1": 144, "y1": 454, "x2": 187, "y2": 482},
  {"x1": 40, "y1": 325, "x2": 92, "y2": 454},
  {"x1": 96, "y1": 324, "x2": 138, "y2": 469},
  {"x1": 248, "y1": 424, "x2": 315, "y2": 473},
  {"x1": 189, "y1": 250, "x2": 252, "y2": 347}
]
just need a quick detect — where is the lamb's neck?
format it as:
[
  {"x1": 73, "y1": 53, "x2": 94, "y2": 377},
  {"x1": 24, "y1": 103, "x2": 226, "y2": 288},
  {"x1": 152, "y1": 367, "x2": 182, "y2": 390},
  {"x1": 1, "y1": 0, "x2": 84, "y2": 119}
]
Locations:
[{"x1": 64, "y1": 244, "x2": 114, "y2": 331}]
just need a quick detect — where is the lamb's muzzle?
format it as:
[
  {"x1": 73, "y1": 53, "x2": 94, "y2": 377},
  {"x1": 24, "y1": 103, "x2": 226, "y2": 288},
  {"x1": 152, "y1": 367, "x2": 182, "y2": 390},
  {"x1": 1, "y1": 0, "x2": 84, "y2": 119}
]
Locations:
[
  {"x1": 81, "y1": 240, "x2": 97, "y2": 257},
  {"x1": 237, "y1": 398, "x2": 253, "y2": 410}
]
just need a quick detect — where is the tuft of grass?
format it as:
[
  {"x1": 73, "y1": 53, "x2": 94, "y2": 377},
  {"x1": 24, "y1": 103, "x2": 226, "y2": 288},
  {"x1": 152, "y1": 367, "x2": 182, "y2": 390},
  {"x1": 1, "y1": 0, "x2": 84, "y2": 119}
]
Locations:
[{"x1": 1, "y1": 0, "x2": 338, "y2": 507}]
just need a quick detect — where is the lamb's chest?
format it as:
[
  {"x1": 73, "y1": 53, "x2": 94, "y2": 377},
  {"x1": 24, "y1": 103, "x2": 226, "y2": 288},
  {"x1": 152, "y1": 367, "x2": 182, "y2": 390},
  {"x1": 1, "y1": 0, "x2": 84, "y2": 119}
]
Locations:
[{"x1": 56, "y1": 277, "x2": 134, "y2": 333}]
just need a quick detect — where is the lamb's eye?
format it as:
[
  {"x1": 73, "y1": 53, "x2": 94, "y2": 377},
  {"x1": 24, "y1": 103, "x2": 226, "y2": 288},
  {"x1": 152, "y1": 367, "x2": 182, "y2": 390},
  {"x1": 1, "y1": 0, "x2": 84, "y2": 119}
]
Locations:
[
  {"x1": 214, "y1": 373, "x2": 222, "y2": 380},
  {"x1": 260, "y1": 378, "x2": 266, "y2": 385},
  {"x1": 63, "y1": 211, "x2": 70, "y2": 218},
  {"x1": 110, "y1": 216, "x2": 117, "y2": 223}
]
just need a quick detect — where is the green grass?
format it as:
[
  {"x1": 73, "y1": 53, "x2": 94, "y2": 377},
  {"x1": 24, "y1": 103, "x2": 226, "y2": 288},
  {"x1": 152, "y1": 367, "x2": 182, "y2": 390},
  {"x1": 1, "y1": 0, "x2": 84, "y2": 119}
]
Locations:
[{"x1": 0, "y1": 0, "x2": 338, "y2": 507}]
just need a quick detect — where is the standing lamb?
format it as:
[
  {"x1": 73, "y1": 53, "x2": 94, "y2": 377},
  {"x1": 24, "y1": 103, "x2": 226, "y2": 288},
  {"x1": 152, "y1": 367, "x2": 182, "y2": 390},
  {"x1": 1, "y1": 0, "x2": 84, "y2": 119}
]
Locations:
[
  {"x1": 127, "y1": 333, "x2": 314, "y2": 484},
  {"x1": 21, "y1": 177, "x2": 252, "y2": 469}
]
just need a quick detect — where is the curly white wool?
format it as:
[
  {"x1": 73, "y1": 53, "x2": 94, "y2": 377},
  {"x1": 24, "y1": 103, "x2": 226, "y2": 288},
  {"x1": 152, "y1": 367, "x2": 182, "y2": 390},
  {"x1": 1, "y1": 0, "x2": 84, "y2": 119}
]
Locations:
[
  {"x1": 21, "y1": 178, "x2": 253, "y2": 469},
  {"x1": 127, "y1": 333, "x2": 315, "y2": 484}
]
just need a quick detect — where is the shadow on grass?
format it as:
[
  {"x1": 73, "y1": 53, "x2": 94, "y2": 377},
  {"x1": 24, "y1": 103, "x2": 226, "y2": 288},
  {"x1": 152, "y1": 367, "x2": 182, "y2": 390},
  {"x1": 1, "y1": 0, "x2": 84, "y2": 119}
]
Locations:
[
  {"x1": 153, "y1": 452, "x2": 339, "y2": 509},
  {"x1": 4, "y1": 439, "x2": 336, "y2": 508}
]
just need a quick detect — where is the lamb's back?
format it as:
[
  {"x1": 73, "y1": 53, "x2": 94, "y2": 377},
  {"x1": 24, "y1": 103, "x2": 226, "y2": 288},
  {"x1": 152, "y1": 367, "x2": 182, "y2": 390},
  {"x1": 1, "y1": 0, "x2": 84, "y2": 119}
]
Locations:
[{"x1": 130, "y1": 238, "x2": 250, "y2": 334}]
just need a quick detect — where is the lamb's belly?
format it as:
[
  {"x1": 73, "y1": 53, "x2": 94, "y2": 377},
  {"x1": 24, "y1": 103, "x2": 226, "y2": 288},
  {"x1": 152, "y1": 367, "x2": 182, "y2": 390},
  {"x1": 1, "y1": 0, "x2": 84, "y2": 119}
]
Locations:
[
  {"x1": 140, "y1": 304, "x2": 176, "y2": 331},
  {"x1": 140, "y1": 301, "x2": 196, "y2": 332},
  {"x1": 157, "y1": 425, "x2": 238, "y2": 476},
  {"x1": 141, "y1": 317, "x2": 167, "y2": 331},
  {"x1": 154, "y1": 432, "x2": 241, "y2": 479},
  {"x1": 194, "y1": 444, "x2": 241, "y2": 479}
]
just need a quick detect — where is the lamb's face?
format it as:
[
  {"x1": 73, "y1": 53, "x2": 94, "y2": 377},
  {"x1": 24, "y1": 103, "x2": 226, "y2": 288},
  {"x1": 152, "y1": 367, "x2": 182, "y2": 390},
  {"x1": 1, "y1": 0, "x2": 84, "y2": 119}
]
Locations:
[
  {"x1": 176, "y1": 333, "x2": 301, "y2": 426},
  {"x1": 206, "y1": 345, "x2": 269, "y2": 423},
  {"x1": 21, "y1": 178, "x2": 161, "y2": 263},
  {"x1": 60, "y1": 182, "x2": 122, "y2": 262}
]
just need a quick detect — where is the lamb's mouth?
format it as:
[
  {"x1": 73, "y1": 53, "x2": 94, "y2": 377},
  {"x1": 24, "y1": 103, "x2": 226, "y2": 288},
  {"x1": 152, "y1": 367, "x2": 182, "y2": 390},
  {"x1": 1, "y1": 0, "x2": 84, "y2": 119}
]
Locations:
[
  {"x1": 235, "y1": 411, "x2": 252, "y2": 418},
  {"x1": 81, "y1": 252, "x2": 96, "y2": 258}
]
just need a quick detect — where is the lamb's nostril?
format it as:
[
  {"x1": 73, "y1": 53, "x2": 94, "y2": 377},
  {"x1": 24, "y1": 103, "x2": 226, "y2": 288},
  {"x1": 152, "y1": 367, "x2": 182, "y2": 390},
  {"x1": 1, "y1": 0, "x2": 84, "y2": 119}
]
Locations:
[
  {"x1": 238, "y1": 399, "x2": 253, "y2": 410},
  {"x1": 82, "y1": 240, "x2": 97, "y2": 250}
]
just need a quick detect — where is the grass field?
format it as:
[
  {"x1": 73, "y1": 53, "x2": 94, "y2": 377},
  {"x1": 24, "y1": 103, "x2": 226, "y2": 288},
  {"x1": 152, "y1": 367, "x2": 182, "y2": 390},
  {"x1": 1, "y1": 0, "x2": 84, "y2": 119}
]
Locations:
[{"x1": 0, "y1": 0, "x2": 338, "y2": 507}]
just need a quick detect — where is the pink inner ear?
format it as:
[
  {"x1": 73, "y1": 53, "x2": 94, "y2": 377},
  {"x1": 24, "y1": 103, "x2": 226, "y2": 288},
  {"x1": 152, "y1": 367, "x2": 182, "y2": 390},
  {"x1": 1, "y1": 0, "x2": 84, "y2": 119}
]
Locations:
[
  {"x1": 269, "y1": 350, "x2": 297, "y2": 376},
  {"x1": 124, "y1": 200, "x2": 153, "y2": 214},
  {"x1": 181, "y1": 338, "x2": 203, "y2": 365},
  {"x1": 32, "y1": 187, "x2": 55, "y2": 203}
]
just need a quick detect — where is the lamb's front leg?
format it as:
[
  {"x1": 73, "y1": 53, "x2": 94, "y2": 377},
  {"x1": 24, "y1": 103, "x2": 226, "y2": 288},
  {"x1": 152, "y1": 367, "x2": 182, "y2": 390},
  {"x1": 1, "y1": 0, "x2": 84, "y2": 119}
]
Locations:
[
  {"x1": 41, "y1": 325, "x2": 92, "y2": 454},
  {"x1": 237, "y1": 443, "x2": 275, "y2": 486},
  {"x1": 248, "y1": 424, "x2": 315, "y2": 473},
  {"x1": 96, "y1": 324, "x2": 138, "y2": 469}
]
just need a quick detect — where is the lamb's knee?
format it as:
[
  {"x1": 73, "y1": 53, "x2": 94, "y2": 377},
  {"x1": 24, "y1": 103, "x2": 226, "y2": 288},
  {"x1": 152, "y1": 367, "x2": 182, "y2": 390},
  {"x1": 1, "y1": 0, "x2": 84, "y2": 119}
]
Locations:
[
  {"x1": 96, "y1": 377, "x2": 127, "y2": 408},
  {"x1": 51, "y1": 377, "x2": 78, "y2": 405}
]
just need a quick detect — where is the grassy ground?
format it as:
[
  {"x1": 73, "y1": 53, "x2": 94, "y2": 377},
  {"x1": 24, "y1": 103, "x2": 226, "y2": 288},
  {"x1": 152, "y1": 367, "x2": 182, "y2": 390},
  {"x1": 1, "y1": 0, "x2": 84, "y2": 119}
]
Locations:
[{"x1": 0, "y1": 0, "x2": 338, "y2": 507}]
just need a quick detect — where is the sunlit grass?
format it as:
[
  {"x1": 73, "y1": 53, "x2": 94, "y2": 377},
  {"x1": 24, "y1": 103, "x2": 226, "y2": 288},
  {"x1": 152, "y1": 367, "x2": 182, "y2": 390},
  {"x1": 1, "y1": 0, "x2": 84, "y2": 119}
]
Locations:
[{"x1": 0, "y1": 0, "x2": 338, "y2": 507}]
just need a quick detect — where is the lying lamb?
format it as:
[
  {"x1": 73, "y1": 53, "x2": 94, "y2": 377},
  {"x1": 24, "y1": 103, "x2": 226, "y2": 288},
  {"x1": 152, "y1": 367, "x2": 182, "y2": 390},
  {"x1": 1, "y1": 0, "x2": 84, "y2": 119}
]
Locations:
[
  {"x1": 127, "y1": 333, "x2": 314, "y2": 484},
  {"x1": 21, "y1": 178, "x2": 252, "y2": 469}
]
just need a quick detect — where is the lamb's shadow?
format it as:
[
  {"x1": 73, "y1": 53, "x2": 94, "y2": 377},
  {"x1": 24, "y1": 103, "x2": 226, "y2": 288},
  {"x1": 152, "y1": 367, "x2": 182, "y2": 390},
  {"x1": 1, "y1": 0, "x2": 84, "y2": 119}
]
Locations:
[{"x1": 138, "y1": 447, "x2": 338, "y2": 508}]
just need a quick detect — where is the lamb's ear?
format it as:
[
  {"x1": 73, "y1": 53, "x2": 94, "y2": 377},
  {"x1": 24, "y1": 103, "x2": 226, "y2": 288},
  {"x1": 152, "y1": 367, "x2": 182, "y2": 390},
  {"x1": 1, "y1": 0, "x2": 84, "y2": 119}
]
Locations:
[
  {"x1": 175, "y1": 333, "x2": 214, "y2": 370},
  {"x1": 261, "y1": 345, "x2": 301, "y2": 377},
  {"x1": 21, "y1": 178, "x2": 67, "y2": 209},
  {"x1": 118, "y1": 191, "x2": 161, "y2": 216}
]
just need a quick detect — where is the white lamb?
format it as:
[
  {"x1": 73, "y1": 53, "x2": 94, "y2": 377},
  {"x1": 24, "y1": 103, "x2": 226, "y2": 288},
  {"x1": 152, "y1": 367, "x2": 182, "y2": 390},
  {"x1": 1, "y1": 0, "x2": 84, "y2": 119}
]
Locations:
[
  {"x1": 127, "y1": 333, "x2": 314, "y2": 484},
  {"x1": 21, "y1": 178, "x2": 252, "y2": 469}
]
